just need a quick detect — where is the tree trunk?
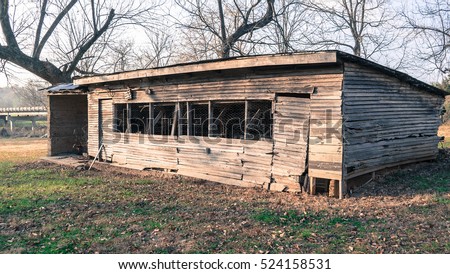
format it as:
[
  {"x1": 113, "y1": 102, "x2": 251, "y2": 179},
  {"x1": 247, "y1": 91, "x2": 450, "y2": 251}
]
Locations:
[
  {"x1": 353, "y1": 40, "x2": 361, "y2": 57},
  {"x1": 0, "y1": 46, "x2": 70, "y2": 84},
  {"x1": 217, "y1": 0, "x2": 229, "y2": 58}
]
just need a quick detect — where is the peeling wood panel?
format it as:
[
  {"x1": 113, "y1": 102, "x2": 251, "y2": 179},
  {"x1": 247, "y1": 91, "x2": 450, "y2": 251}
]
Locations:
[{"x1": 343, "y1": 62, "x2": 445, "y2": 179}]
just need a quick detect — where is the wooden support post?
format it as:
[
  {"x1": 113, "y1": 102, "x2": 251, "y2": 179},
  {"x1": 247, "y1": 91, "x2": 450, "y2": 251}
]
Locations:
[
  {"x1": 126, "y1": 104, "x2": 131, "y2": 133},
  {"x1": 329, "y1": 180, "x2": 339, "y2": 198},
  {"x1": 148, "y1": 103, "x2": 154, "y2": 134},
  {"x1": 244, "y1": 100, "x2": 249, "y2": 139},
  {"x1": 339, "y1": 180, "x2": 347, "y2": 199},
  {"x1": 186, "y1": 102, "x2": 192, "y2": 136},
  {"x1": 177, "y1": 102, "x2": 183, "y2": 136},
  {"x1": 171, "y1": 103, "x2": 179, "y2": 136},
  {"x1": 309, "y1": 177, "x2": 316, "y2": 195},
  {"x1": 208, "y1": 101, "x2": 213, "y2": 137}
]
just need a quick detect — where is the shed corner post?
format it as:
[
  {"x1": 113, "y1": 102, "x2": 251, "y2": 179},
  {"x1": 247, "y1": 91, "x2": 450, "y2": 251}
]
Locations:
[
  {"x1": 339, "y1": 179, "x2": 347, "y2": 199},
  {"x1": 309, "y1": 177, "x2": 316, "y2": 195},
  {"x1": 47, "y1": 95, "x2": 52, "y2": 156}
]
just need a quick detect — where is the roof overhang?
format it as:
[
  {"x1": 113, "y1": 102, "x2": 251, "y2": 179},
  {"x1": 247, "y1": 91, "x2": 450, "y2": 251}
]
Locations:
[
  {"x1": 73, "y1": 52, "x2": 338, "y2": 85},
  {"x1": 72, "y1": 51, "x2": 448, "y2": 98},
  {"x1": 45, "y1": 83, "x2": 88, "y2": 95}
]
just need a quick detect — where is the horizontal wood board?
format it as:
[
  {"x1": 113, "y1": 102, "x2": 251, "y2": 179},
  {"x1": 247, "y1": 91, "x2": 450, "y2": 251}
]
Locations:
[{"x1": 342, "y1": 62, "x2": 445, "y2": 179}]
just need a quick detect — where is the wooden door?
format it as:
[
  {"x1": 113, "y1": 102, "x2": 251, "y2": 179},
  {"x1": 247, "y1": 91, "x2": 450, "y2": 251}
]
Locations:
[
  {"x1": 271, "y1": 95, "x2": 310, "y2": 188},
  {"x1": 99, "y1": 99, "x2": 113, "y2": 161}
]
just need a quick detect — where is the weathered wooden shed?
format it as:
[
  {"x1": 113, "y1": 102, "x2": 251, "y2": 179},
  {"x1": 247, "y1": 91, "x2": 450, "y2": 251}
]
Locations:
[{"x1": 48, "y1": 51, "x2": 446, "y2": 198}]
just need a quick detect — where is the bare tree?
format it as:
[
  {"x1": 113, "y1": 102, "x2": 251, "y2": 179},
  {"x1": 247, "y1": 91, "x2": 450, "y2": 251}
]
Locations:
[
  {"x1": 299, "y1": 0, "x2": 398, "y2": 59},
  {"x1": 401, "y1": 0, "x2": 449, "y2": 76},
  {"x1": 13, "y1": 80, "x2": 48, "y2": 108},
  {"x1": 136, "y1": 31, "x2": 174, "y2": 68},
  {"x1": 175, "y1": 0, "x2": 276, "y2": 59},
  {"x1": 104, "y1": 39, "x2": 135, "y2": 72},
  {"x1": 268, "y1": 0, "x2": 307, "y2": 53},
  {"x1": 0, "y1": 0, "x2": 161, "y2": 84}
]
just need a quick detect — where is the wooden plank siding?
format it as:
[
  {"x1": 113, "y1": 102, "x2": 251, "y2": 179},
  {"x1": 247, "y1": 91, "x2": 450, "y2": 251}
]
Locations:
[
  {"x1": 308, "y1": 72, "x2": 344, "y2": 181},
  {"x1": 99, "y1": 99, "x2": 113, "y2": 161},
  {"x1": 87, "y1": 93, "x2": 99, "y2": 158},
  {"x1": 271, "y1": 95, "x2": 311, "y2": 190},
  {"x1": 342, "y1": 62, "x2": 445, "y2": 180},
  {"x1": 86, "y1": 65, "x2": 345, "y2": 191}
]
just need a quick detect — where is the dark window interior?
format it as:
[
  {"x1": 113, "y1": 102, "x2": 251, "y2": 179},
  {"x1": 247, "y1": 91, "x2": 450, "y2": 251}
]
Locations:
[
  {"x1": 211, "y1": 102, "x2": 245, "y2": 139},
  {"x1": 191, "y1": 103, "x2": 209, "y2": 137},
  {"x1": 114, "y1": 104, "x2": 128, "y2": 133},
  {"x1": 129, "y1": 104, "x2": 149, "y2": 134},
  {"x1": 247, "y1": 101, "x2": 273, "y2": 140},
  {"x1": 153, "y1": 104, "x2": 175, "y2": 135},
  {"x1": 113, "y1": 100, "x2": 273, "y2": 139}
]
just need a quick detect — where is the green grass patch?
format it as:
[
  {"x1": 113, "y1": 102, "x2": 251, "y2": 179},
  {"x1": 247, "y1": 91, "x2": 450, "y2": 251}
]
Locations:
[
  {"x1": 0, "y1": 198, "x2": 60, "y2": 215},
  {"x1": 142, "y1": 220, "x2": 163, "y2": 231},
  {"x1": 386, "y1": 168, "x2": 450, "y2": 193},
  {"x1": 10, "y1": 120, "x2": 46, "y2": 127},
  {"x1": 442, "y1": 141, "x2": 450, "y2": 149},
  {"x1": 251, "y1": 209, "x2": 315, "y2": 227},
  {"x1": 434, "y1": 195, "x2": 450, "y2": 205},
  {"x1": 300, "y1": 229, "x2": 313, "y2": 239},
  {"x1": 410, "y1": 175, "x2": 449, "y2": 193},
  {"x1": 327, "y1": 216, "x2": 363, "y2": 230}
]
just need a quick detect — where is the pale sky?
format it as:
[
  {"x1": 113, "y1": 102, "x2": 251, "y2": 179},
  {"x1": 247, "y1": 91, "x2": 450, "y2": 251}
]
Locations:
[{"x1": 0, "y1": 0, "x2": 446, "y2": 88}]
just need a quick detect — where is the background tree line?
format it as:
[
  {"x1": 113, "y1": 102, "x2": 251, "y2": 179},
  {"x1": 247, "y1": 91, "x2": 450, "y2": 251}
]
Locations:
[{"x1": 0, "y1": 0, "x2": 448, "y2": 91}]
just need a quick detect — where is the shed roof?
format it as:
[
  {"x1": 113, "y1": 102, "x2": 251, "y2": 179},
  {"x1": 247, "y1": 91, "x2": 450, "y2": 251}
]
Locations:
[
  {"x1": 46, "y1": 83, "x2": 87, "y2": 94},
  {"x1": 73, "y1": 51, "x2": 447, "y2": 97}
]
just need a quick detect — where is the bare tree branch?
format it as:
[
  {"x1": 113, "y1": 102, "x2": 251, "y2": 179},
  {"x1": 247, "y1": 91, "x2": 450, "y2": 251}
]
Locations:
[
  {"x1": 0, "y1": 0, "x2": 20, "y2": 49},
  {"x1": 66, "y1": 8, "x2": 114, "y2": 75},
  {"x1": 175, "y1": 0, "x2": 276, "y2": 59},
  {"x1": 400, "y1": 0, "x2": 449, "y2": 76},
  {"x1": 33, "y1": 0, "x2": 78, "y2": 59},
  {"x1": 0, "y1": 0, "x2": 161, "y2": 85},
  {"x1": 299, "y1": 0, "x2": 398, "y2": 60}
]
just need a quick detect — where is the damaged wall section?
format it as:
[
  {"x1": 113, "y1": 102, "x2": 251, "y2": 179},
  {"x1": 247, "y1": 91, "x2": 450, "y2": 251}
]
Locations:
[{"x1": 342, "y1": 62, "x2": 445, "y2": 180}]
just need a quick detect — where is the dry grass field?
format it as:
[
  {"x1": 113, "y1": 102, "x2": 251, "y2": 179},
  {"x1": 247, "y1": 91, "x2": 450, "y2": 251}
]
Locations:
[
  {"x1": 0, "y1": 137, "x2": 448, "y2": 254},
  {"x1": 0, "y1": 138, "x2": 47, "y2": 162},
  {"x1": 438, "y1": 122, "x2": 450, "y2": 148}
]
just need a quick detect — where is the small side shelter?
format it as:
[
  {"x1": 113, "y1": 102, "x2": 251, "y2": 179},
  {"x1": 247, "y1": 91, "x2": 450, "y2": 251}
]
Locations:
[
  {"x1": 46, "y1": 84, "x2": 88, "y2": 156},
  {"x1": 47, "y1": 51, "x2": 446, "y2": 198}
]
